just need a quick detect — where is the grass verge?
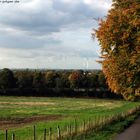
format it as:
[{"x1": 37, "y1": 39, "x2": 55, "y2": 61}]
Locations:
[{"x1": 73, "y1": 110, "x2": 140, "y2": 140}]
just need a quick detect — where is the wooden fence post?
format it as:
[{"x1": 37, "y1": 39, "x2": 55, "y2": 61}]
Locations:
[
  {"x1": 33, "y1": 125, "x2": 36, "y2": 140},
  {"x1": 69, "y1": 124, "x2": 71, "y2": 136},
  {"x1": 6, "y1": 129, "x2": 8, "y2": 140},
  {"x1": 44, "y1": 128, "x2": 46, "y2": 140},
  {"x1": 12, "y1": 133, "x2": 15, "y2": 140},
  {"x1": 67, "y1": 125, "x2": 69, "y2": 135},
  {"x1": 57, "y1": 125, "x2": 61, "y2": 139},
  {"x1": 95, "y1": 116, "x2": 98, "y2": 131},
  {"x1": 83, "y1": 120, "x2": 86, "y2": 131},
  {"x1": 49, "y1": 127, "x2": 52, "y2": 140},
  {"x1": 74, "y1": 119, "x2": 77, "y2": 134},
  {"x1": 88, "y1": 118, "x2": 91, "y2": 130}
]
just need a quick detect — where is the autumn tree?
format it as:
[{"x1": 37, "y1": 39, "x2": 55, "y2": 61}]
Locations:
[
  {"x1": 86, "y1": 73, "x2": 99, "y2": 88},
  {"x1": 68, "y1": 71, "x2": 83, "y2": 88},
  {"x1": 0, "y1": 68, "x2": 16, "y2": 89},
  {"x1": 55, "y1": 73, "x2": 70, "y2": 88},
  {"x1": 95, "y1": 0, "x2": 140, "y2": 100},
  {"x1": 33, "y1": 72, "x2": 45, "y2": 88},
  {"x1": 15, "y1": 70, "x2": 33, "y2": 88},
  {"x1": 45, "y1": 71, "x2": 58, "y2": 88},
  {"x1": 98, "y1": 71, "x2": 106, "y2": 88}
]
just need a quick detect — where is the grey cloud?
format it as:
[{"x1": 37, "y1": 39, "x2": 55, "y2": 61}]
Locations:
[
  {"x1": 0, "y1": 0, "x2": 110, "y2": 36},
  {"x1": 52, "y1": 0, "x2": 106, "y2": 19},
  {"x1": 76, "y1": 49, "x2": 98, "y2": 58},
  {"x1": 0, "y1": 0, "x2": 111, "y2": 69},
  {"x1": 0, "y1": 31, "x2": 61, "y2": 49}
]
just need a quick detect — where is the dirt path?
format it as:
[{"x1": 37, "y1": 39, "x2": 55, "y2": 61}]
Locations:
[
  {"x1": 113, "y1": 116, "x2": 140, "y2": 140},
  {"x1": 0, "y1": 115, "x2": 62, "y2": 129}
]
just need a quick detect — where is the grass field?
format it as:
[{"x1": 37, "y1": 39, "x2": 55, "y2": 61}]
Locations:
[
  {"x1": 0, "y1": 96, "x2": 139, "y2": 140},
  {"x1": 75, "y1": 111, "x2": 140, "y2": 140}
]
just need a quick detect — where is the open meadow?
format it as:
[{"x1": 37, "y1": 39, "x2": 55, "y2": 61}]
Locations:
[{"x1": 0, "y1": 96, "x2": 139, "y2": 140}]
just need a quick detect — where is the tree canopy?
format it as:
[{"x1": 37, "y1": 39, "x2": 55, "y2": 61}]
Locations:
[
  {"x1": 0, "y1": 68, "x2": 16, "y2": 89},
  {"x1": 95, "y1": 0, "x2": 140, "y2": 100}
]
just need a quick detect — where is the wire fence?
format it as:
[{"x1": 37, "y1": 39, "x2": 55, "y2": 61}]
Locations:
[{"x1": 2, "y1": 105, "x2": 140, "y2": 140}]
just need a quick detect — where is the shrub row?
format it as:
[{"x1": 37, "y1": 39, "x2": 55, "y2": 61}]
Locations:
[{"x1": 0, "y1": 88, "x2": 122, "y2": 99}]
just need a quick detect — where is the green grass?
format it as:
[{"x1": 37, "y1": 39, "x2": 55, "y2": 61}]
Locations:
[
  {"x1": 75, "y1": 110, "x2": 140, "y2": 140},
  {"x1": 0, "y1": 96, "x2": 139, "y2": 140}
]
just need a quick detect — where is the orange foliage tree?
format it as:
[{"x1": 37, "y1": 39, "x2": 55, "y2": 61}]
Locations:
[
  {"x1": 95, "y1": 0, "x2": 140, "y2": 100},
  {"x1": 68, "y1": 71, "x2": 83, "y2": 88}
]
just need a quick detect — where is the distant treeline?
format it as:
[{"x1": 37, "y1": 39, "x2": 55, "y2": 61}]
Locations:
[{"x1": 0, "y1": 68, "x2": 122, "y2": 98}]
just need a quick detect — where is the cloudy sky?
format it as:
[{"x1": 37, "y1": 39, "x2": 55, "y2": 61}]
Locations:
[{"x1": 0, "y1": 0, "x2": 112, "y2": 69}]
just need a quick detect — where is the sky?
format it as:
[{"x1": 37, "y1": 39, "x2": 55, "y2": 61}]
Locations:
[{"x1": 0, "y1": 0, "x2": 112, "y2": 69}]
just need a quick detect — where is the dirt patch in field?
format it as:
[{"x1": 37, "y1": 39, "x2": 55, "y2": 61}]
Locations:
[
  {"x1": 0, "y1": 115, "x2": 62, "y2": 130},
  {"x1": 0, "y1": 101, "x2": 55, "y2": 106}
]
